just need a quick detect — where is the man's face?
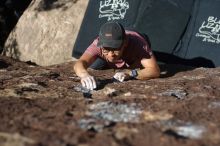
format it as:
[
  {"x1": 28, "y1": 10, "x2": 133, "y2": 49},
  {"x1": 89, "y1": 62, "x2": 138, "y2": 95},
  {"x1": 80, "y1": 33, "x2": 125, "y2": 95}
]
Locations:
[{"x1": 101, "y1": 42, "x2": 125, "y2": 62}]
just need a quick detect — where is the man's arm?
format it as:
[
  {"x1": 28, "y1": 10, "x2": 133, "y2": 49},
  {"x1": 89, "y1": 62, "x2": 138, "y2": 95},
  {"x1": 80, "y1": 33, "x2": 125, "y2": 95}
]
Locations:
[
  {"x1": 134, "y1": 55, "x2": 160, "y2": 80},
  {"x1": 73, "y1": 53, "x2": 96, "y2": 77},
  {"x1": 122, "y1": 55, "x2": 160, "y2": 80},
  {"x1": 114, "y1": 55, "x2": 160, "y2": 82},
  {"x1": 73, "y1": 53, "x2": 97, "y2": 90}
]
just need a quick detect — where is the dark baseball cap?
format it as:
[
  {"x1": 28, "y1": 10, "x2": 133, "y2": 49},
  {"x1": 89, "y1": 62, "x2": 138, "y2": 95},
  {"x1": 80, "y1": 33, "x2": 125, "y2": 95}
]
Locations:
[{"x1": 97, "y1": 22, "x2": 125, "y2": 49}]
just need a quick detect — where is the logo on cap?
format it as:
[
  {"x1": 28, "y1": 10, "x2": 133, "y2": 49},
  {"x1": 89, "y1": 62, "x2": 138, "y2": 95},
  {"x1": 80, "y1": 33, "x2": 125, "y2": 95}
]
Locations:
[{"x1": 105, "y1": 33, "x2": 113, "y2": 37}]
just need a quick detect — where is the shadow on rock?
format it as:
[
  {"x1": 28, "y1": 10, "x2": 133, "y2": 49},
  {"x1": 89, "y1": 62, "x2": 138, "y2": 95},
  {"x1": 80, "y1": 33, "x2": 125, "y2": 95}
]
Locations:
[
  {"x1": 2, "y1": 37, "x2": 20, "y2": 60},
  {"x1": 0, "y1": 59, "x2": 10, "y2": 69},
  {"x1": 35, "y1": 0, "x2": 78, "y2": 11},
  {"x1": 155, "y1": 51, "x2": 215, "y2": 78},
  {"x1": 159, "y1": 63, "x2": 195, "y2": 78}
]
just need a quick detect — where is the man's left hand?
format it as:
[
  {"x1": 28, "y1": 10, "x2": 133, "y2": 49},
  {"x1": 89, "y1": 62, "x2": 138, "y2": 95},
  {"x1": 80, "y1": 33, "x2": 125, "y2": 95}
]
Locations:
[{"x1": 113, "y1": 72, "x2": 130, "y2": 82}]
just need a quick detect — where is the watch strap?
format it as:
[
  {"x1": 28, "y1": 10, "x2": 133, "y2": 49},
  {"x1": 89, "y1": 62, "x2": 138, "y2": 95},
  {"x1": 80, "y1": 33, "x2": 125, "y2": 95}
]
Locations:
[{"x1": 131, "y1": 69, "x2": 138, "y2": 78}]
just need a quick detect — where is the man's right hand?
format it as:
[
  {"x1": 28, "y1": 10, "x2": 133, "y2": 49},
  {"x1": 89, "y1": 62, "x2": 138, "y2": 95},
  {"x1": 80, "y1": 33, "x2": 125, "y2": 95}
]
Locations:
[{"x1": 81, "y1": 75, "x2": 97, "y2": 90}]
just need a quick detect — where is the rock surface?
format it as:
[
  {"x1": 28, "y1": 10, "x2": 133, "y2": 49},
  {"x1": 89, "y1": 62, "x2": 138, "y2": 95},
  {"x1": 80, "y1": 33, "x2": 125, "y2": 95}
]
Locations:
[
  {"x1": 2, "y1": 0, "x2": 88, "y2": 66},
  {"x1": 0, "y1": 56, "x2": 220, "y2": 146}
]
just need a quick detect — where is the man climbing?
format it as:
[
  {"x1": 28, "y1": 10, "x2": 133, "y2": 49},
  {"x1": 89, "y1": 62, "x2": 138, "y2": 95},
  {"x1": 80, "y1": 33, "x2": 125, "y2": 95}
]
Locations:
[{"x1": 74, "y1": 22, "x2": 160, "y2": 90}]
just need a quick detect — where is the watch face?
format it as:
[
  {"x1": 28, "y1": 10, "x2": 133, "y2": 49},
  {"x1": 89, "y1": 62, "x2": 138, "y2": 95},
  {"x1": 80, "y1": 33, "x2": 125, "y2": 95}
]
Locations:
[{"x1": 132, "y1": 69, "x2": 138, "y2": 77}]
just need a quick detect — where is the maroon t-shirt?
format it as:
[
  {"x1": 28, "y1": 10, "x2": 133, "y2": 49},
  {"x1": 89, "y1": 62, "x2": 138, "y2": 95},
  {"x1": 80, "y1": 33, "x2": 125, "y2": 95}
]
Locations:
[{"x1": 84, "y1": 30, "x2": 153, "y2": 69}]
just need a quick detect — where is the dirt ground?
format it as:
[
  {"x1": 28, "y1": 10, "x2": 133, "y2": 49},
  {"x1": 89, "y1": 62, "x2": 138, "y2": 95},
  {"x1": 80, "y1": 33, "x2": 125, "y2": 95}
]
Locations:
[{"x1": 0, "y1": 56, "x2": 220, "y2": 146}]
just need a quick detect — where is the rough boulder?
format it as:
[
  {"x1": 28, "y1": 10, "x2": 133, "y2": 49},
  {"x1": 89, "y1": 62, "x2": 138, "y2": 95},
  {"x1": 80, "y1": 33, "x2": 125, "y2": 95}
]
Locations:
[
  {"x1": 2, "y1": 0, "x2": 88, "y2": 66},
  {"x1": 1, "y1": 56, "x2": 220, "y2": 146}
]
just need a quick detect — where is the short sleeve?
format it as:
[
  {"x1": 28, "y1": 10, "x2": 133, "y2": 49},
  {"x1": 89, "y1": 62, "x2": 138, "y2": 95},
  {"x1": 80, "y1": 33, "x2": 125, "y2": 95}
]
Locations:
[{"x1": 84, "y1": 38, "x2": 101, "y2": 57}]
